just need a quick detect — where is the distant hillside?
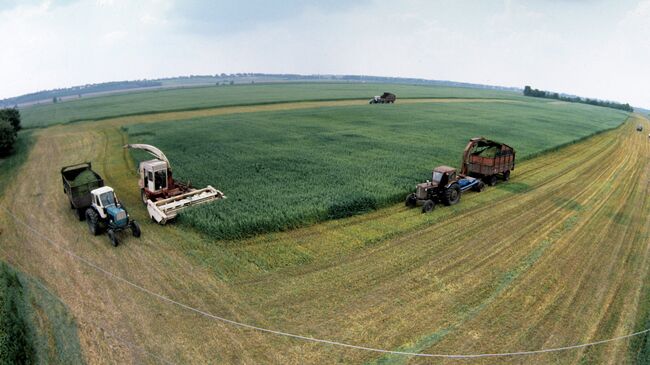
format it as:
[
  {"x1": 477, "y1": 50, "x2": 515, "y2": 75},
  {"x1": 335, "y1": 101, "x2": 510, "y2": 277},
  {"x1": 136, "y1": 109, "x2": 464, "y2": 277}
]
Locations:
[
  {"x1": 1, "y1": 80, "x2": 162, "y2": 107},
  {"x1": 1, "y1": 73, "x2": 520, "y2": 108}
]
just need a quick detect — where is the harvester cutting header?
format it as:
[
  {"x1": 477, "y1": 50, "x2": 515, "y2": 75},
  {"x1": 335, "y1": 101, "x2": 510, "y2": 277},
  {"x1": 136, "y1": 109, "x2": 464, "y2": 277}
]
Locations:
[{"x1": 124, "y1": 144, "x2": 225, "y2": 224}]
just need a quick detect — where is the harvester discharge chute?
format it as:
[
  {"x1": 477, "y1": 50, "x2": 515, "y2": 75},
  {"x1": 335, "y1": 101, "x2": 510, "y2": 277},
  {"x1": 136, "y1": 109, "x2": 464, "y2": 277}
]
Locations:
[{"x1": 124, "y1": 143, "x2": 225, "y2": 224}]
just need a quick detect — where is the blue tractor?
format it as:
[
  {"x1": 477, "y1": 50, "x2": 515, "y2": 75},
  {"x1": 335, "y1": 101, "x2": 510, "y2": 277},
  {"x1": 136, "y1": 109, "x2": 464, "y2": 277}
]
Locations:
[{"x1": 85, "y1": 186, "x2": 141, "y2": 246}]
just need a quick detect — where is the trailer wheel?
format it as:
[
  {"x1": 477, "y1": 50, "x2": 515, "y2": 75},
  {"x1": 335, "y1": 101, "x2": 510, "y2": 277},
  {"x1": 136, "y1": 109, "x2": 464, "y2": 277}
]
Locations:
[
  {"x1": 442, "y1": 183, "x2": 461, "y2": 206},
  {"x1": 503, "y1": 170, "x2": 511, "y2": 181},
  {"x1": 421, "y1": 200, "x2": 435, "y2": 213},
  {"x1": 472, "y1": 181, "x2": 485, "y2": 192},
  {"x1": 405, "y1": 193, "x2": 417, "y2": 207},
  {"x1": 131, "y1": 221, "x2": 141, "y2": 238},
  {"x1": 85, "y1": 209, "x2": 100, "y2": 236},
  {"x1": 76, "y1": 208, "x2": 86, "y2": 221},
  {"x1": 486, "y1": 175, "x2": 497, "y2": 186},
  {"x1": 107, "y1": 229, "x2": 118, "y2": 247}
]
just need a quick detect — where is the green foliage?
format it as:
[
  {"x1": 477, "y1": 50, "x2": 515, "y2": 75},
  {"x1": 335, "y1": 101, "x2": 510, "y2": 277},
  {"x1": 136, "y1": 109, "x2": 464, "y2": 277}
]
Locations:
[
  {"x1": 0, "y1": 131, "x2": 33, "y2": 197},
  {"x1": 127, "y1": 100, "x2": 627, "y2": 240},
  {"x1": 0, "y1": 108, "x2": 21, "y2": 131},
  {"x1": 0, "y1": 263, "x2": 35, "y2": 365},
  {"x1": 73, "y1": 170, "x2": 98, "y2": 185},
  {"x1": 0, "y1": 120, "x2": 16, "y2": 156},
  {"x1": 20, "y1": 83, "x2": 522, "y2": 128}
]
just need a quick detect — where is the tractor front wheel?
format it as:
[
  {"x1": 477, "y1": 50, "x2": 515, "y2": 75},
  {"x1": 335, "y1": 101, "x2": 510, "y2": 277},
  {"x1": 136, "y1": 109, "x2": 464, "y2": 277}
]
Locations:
[
  {"x1": 107, "y1": 229, "x2": 118, "y2": 247},
  {"x1": 421, "y1": 200, "x2": 435, "y2": 213},
  {"x1": 442, "y1": 183, "x2": 461, "y2": 206},
  {"x1": 405, "y1": 193, "x2": 417, "y2": 208},
  {"x1": 85, "y1": 209, "x2": 100, "y2": 236},
  {"x1": 131, "y1": 221, "x2": 141, "y2": 238},
  {"x1": 472, "y1": 181, "x2": 485, "y2": 192}
]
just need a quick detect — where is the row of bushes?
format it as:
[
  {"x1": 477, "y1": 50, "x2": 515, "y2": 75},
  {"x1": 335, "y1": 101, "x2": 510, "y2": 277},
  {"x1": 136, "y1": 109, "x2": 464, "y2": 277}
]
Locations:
[{"x1": 0, "y1": 108, "x2": 21, "y2": 157}]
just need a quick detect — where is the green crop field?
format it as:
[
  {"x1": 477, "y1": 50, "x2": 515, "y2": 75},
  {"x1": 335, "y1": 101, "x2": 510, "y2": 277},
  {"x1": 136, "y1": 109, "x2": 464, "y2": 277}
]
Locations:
[
  {"x1": 19, "y1": 82, "x2": 523, "y2": 128},
  {"x1": 126, "y1": 100, "x2": 628, "y2": 240}
]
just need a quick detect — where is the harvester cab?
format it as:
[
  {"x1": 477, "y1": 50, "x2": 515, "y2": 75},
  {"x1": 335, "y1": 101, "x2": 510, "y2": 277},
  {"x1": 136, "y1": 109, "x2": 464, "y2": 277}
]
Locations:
[
  {"x1": 86, "y1": 186, "x2": 141, "y2": 246},
  {"x1": 141, "y1": 159, "x2": 170, "y2": 198},
  {"x1": 124, "y1": 143, "x2": 226, "y2": 224}
]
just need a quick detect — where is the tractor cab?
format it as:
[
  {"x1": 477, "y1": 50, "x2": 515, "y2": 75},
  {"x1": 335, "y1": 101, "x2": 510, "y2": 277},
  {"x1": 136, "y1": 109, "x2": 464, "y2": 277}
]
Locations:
[
  {"x1": 90, "y1": 186, "x2": 127, "y2": 227},
  {"x1": 431, "y1": 166, "x2": 457, "y2": 186},
  {"x1": 140, "y1": 159, "x2": 169, "y2": 194}
]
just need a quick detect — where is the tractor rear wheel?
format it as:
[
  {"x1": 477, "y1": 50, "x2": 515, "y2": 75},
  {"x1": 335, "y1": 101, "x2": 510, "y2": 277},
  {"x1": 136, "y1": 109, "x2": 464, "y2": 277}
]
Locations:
[
  {"x1": 107, "y1": 229, "x2": 118, "y2": 247},
  {"x1": 85, "y1": 209, "x2": 100, "y2": 236},
  {"x1": 486, "y1": 175, "x2": 497, "y2": 186},
  {"x1": 442, "y1": 183, "x2": 461, "y2": 206},
  {"x1": 131, "y1": 221, "x2": 141, "y2": 238},
  {"x1": 503, "y1": 170, "x2": 511, "y2": 181},
  {"x1": 405, "y1": 193, "x2": 417, "y2": 207},
  {"x1": 421, "y1": 200, "x2": 435, "y2": 213}
]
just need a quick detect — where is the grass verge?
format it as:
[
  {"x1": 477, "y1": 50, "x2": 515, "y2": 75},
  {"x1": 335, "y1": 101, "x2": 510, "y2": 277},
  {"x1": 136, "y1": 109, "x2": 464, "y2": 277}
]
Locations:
[{"x1": 0, "y1": 260, "x2": 84, "y2": 364}]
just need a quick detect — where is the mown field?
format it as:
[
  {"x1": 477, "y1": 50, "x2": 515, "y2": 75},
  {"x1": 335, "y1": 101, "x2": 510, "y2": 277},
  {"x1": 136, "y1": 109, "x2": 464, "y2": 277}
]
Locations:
[
  {"x1": 126, "y1": 100, "x2": 628, "y2": 240},
  {"x1": 19, "y1": 82, "x2": 523, "y2": 128},
  {"x1": 0, "y1": 261, "x2": 83, "y2": 365},
  {"x1": 0, "y1": 107, "x2": 646, "y2": 364}
]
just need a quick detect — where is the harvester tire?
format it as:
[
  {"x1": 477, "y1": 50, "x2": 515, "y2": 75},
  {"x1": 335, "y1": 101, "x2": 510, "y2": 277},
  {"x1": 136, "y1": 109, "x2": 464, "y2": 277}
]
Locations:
[
  {"x1": 131, "y1": 221, "x2": 141, "y2": 238},
  {"x1": 76, "y1": 208, "x2": 85, "y2": 221},
  {"x1": 140, "y1": 189, "x2": 148, "y2": 205},
  {"x1": 421, "y1": 200, "x2": 435, "y2": 213},
  {"x1": 107, "y1": 229, "x2": 118, "y2": 247},
  {"x1": 405, "y1": 193, "x2": 417, "y2": 207},
  {"x1": 486, "y1": 175, "x2": 497, "y2": 186},
  {"x1": 442, "y1": 183, "x2": 461, "y2": 206},
  {"x1": 503, "y1": 170, "x2": 511, "y2": 181},
  {"x1": 85, "y1": 209, "x2": 100, "y2": 236}
]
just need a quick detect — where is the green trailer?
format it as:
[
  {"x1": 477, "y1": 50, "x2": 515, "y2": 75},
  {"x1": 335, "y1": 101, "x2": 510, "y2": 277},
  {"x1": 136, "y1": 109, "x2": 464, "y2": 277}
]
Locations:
[{"x1": 61, "y1": 162, "x2": 104, "y2": 220}]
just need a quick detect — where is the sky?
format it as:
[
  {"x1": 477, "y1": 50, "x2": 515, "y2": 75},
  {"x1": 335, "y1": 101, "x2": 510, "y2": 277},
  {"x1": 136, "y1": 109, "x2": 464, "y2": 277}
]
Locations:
[{"x1": 1, "y1": 0, "x2": 649, "y2": 108}]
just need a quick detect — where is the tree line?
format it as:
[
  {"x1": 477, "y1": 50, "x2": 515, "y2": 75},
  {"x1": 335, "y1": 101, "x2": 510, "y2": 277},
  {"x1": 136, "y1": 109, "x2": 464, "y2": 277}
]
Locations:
[
  {"x1": 523, "y1": 86, "x2": 633, "y2": 112},
  {"x1": 0, "y1": 108, "x2": 21, "y2": 156}
]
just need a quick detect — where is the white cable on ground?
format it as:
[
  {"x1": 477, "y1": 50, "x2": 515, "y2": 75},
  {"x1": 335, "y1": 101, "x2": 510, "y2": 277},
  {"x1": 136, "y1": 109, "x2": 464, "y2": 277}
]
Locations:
[{"x1": 2, "y1": 205, "x2": 649, "y2": 359}]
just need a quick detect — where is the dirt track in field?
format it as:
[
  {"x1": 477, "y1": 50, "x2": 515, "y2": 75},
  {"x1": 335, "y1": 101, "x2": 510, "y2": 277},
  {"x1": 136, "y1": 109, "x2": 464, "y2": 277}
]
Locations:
[{"x1": 0, "y1": 105, "x2": 648, "y2": 364}]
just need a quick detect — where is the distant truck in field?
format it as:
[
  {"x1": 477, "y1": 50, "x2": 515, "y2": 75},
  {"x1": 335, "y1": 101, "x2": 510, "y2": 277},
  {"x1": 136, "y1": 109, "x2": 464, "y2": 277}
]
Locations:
[
  {"x1": 460, "y1": 137, "x2": 516, "y2": 186},
  {"x1": 369, "y1": 92, "x2": 396, "y2": 104}
]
